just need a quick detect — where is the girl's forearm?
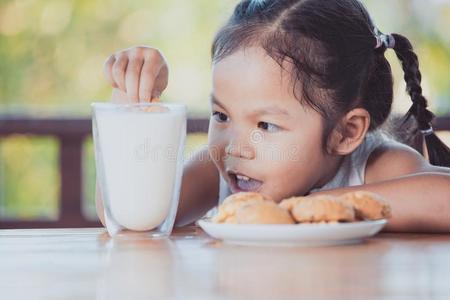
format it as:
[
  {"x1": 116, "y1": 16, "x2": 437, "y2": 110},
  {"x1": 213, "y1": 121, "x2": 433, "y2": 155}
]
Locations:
[
  {"x1": 95, "y1": 181, "x2": 106, "y2": 227},
  {"x1": 174, "y1": 146, "x2": 219, "y2": 227},
  {"x1": 310, "y1": 173, "x2": 450, "y2": 233}
]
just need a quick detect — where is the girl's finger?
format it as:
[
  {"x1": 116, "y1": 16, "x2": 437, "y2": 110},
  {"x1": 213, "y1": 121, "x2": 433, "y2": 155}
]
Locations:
[
  {"x1": 125, "y1": 56, "x2": 144, "y2": 103},
  {"x1": 151, "y1": 64, "x2": 168, "y2": 100},
  {"x1": 103, "y1": 55, "x2": 118, "y2": 88},
  {"x1": 138, "y1": 59, "x2": 157, "y2": 102},
  {"x1": 111, "y1": 88, "x2": 129, "y2": 104},
  {"x1": 112, "y1": 54, "x2": 128, "y2": 92}
]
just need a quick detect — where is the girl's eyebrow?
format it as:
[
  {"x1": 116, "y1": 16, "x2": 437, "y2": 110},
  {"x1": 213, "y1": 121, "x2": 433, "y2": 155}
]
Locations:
[
  {"x1": 251, "y1": 106, "x2": 290, "y2": 117},
  {"x1": 209, "y1": 94, "x2": 226, "y2": 109},
  {"x1": 210, "y1": 94, "x2": 289, "y2": 116}
]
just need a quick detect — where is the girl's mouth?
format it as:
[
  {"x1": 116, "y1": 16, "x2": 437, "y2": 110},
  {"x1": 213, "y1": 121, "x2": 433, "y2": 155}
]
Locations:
[{"x1": 227, "y1": 170, "x2": 263, "y2": 193}]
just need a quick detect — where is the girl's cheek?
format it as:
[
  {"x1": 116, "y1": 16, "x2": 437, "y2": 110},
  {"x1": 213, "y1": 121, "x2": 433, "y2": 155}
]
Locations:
[
  {"x1": 254, "y1": 133, "x2": 304, "y2": 164},
  {"x1": 207, "y1": 126, "x2": 227, "y2": 163},
  {"x1": 265, "y1": 161, "x2": 312, "y2": 200}
]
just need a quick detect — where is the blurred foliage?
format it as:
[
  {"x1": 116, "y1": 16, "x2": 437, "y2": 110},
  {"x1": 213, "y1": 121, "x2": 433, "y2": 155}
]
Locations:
[
  {"x1": 0, "y1": 0, "x2": 449, "y2": 220},
  {"x1": 0, "y1": 135, "x2": 59, "y2": 219},
  {"x1": 0, "y1": 0, "x2": 239, "y2": 115}
]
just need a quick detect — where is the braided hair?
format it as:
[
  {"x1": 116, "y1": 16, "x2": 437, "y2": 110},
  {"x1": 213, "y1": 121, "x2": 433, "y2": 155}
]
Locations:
[{"x1": 391, "y1": 34, "x2": 450, "y2": 166}]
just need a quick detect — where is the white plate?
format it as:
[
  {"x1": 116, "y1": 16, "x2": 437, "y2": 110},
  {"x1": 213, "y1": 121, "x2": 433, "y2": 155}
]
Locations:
[{"x1": 197, "y1": 219, "x2": 387, "y2": 247}]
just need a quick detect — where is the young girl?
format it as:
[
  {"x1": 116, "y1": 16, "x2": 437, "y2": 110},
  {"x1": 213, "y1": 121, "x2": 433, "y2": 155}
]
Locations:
[{"x1": 98, "y1": 0, "x2": 450, "y2": 232}]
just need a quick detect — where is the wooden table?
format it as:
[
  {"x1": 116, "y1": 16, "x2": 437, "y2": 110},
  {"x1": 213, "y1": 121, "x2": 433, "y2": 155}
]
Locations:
[{"x1": 1, "y1": 227, "x2": 449, "y2": 300}]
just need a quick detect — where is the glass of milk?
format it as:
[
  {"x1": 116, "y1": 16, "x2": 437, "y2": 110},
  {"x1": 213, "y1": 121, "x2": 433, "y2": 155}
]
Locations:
[{"x1": 92, "y1": 102, "x2": 186, "y2": 238}]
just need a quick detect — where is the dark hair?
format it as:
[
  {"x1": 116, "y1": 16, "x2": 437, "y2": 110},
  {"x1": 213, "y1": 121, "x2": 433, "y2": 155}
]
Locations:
[{"x1": 211, "y1": 0, "x2": 450, "y2": 167}]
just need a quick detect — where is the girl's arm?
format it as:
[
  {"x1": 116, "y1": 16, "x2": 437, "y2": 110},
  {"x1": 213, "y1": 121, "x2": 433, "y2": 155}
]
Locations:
[
  {"x1": 311, "y1": 144, "x2": 450, "y2": 233},
  {"x1": 95, "y1": 146, "x2": 220, "y2": 227},
  {"x1": 175, "y1": 146, "x2": 220, "y2": 227}
]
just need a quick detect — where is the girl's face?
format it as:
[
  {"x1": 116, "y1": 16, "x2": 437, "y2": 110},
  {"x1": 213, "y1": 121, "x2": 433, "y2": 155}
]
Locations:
[{"x1": 208, "y1": 47, "x2": 337, "y2": 202}]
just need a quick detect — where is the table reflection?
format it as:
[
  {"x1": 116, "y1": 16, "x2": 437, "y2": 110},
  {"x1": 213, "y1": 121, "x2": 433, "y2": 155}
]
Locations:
[
  {"x1": 97, "y1": 235, "x2": 176, "y2": 300},
  {"x1": 212, "y1": 239, "x2": 392, "y2": 299}
]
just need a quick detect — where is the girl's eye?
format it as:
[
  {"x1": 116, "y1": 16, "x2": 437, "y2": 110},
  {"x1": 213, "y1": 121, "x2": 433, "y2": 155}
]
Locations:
[
  {"x1": 212, "y1": 111, "x2": 229, "y2": 123},
  {"x1": 258, "y1": 121, "x2": 280, "y2": 132}
]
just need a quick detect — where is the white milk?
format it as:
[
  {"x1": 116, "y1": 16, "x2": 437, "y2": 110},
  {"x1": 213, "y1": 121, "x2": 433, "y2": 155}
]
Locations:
[{"x1": 94, "y1": 104, "x2": 186, "y2": 231}]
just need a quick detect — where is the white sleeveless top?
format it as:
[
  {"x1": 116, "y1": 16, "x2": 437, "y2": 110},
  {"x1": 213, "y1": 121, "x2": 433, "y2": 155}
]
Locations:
[{"x1": 217, "y1": 130, "x2": 406, "y2": 203}]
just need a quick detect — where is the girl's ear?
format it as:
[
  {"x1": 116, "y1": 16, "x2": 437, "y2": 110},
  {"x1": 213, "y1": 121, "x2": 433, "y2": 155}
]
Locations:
[{"x1": 327, "y1": 108, "x2": 371, "y2": 155}]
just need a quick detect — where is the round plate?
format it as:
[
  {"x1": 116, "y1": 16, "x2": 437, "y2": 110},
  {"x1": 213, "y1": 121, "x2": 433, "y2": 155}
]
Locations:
[{"x1": 197, "y1": 219, "x2": 387, "y2": 247}]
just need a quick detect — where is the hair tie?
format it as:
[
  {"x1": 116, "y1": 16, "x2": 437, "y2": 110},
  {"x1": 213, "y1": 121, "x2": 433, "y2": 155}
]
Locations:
[
  {"x1": 420, "y1": 125, "x2": 434, "y2": 137},
  {"x1": 374, "y1": 27, "x2": 395, "y2": 49}
]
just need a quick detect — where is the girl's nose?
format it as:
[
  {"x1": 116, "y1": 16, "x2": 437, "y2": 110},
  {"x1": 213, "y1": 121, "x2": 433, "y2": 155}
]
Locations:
[{"x1": 225, "y1": 132, "x2": 256, "y2": 160}]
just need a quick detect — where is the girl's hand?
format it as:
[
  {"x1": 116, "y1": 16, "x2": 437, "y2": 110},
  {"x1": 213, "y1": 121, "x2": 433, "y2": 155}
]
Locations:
[{"x1": 103, "y1": 46, "x2": 169, "y2": 103}]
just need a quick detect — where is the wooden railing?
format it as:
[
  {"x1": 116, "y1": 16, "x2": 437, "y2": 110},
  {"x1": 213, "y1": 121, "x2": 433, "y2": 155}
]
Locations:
[
  {"x1": 0, "y1": 116, "x2": 209, "y2": 229},
  {"x1": 0, "y1": 115, "x2": 449, "y2": 229}
]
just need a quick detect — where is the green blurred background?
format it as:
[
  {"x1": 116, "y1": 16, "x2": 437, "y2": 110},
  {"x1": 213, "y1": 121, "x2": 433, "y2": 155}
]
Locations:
[{"x1": 1, "y1": 0, "x2": 449, "y2": 221}]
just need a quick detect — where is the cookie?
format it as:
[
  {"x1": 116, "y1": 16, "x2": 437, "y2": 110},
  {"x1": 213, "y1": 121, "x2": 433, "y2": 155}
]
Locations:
[
  {"x1": 235, "y1": 201, "x2": 295, "y2": 224},
  {"x1": 278, "y1": 196, "x2": 307, "y2": 211},
  {"x1": 212, "y1": 192, "x2": 270, "y2": 223},
  {"x1": 291, "y1": 195, "x2": 355, "y2": 223},
  {"x1": 141, "y1": 104, "x2": 169, "y2": 113},
  {"x1": 339, "y1": 191, "x2": 391, "y2": 220}
]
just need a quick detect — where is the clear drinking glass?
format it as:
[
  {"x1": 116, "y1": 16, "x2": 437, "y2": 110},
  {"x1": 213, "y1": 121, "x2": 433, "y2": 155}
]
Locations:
[{"x1": 92, "y1": 102, "x2": 186, "y2": 238}]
